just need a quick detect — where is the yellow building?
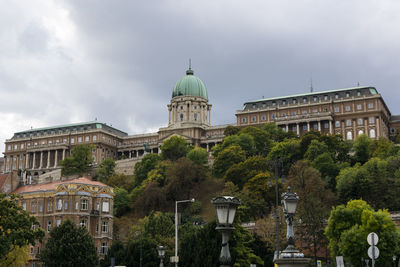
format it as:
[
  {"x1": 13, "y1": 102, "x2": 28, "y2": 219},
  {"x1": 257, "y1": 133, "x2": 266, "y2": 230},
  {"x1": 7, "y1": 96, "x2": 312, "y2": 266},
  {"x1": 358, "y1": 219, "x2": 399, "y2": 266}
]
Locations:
[{"x1": 12, "y1": 177, "x2": 114, "y2": 266}]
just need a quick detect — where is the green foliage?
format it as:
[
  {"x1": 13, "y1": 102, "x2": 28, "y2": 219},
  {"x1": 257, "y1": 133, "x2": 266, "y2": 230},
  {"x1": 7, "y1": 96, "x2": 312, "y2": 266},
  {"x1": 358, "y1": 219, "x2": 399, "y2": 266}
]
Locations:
[
  {"x1": 287, "y1": 161, "x2": 335, "y2": 263},
  {"x1": 187, "y1": 147, "x2": 209, "y2": 165},
  {"x1": 0, "y1": 245, "x2": 29, "y2": 267},
  {"x1": 370, "y1": 137, "x2": 399, "y2": 159},
  {"x1": 40, "y1": 220, "x2": 99, "y2": 266},
  {"x1": 106, "y1": 173, "x2": 135, "y2": 191},
  {"x1": 213, "y1": 133, "x2": 256, "y2": 158},
  {"x1": 165, "y1": 157, "x2": 206, "y2": 201},
  {"x1": 114, "y1": 187, "x2": 131, "y2": 217},
  {"x1": 224, "y1": 125, "x2": 240, "y2": 136},
  {"x1": 0, "y1": 194, "x2": 44, "y2": 261},
  {"x1": 325, "y1": 200, "x2": 400, "y2": 266},
  {"x1": 133, "y1": 153, "x2": 161, "y2": 187},
  {"x1": 304, "y1": 139, "x2": 329, "y2": 161},
  {"x1": 160, "y1": 135, "x2": 191, "y2": 161},
  {"x1": 240, "y1": 126, "x2": 273, "y2": 156},
  {"x1": 224, "y1": 155, "x2": 269, "y2": 189},
  {"x1": 336, "y1": 157, "x2": 400, "y2": 210},
  {"x1": 267, "y1": 138, "x2": 301, "y2": 174},
  {"x1": 353, "y1": 134, "x2": 372, "y2": 164},
  {"x1": 311, "y1": 152, "x2": 340, "y2": 191},
  {"x1": 60, "y1": 144, "x2": 94, "y2": 176},
  {"x1": 263, "y1": 123, "x2": 288, "y2": 142},
  {"x1": 96, "y1": 157, "x2": 116, "y2": 183},
  {"x1": 213, "y1": 145, "x2": 246, "y2": 178}
]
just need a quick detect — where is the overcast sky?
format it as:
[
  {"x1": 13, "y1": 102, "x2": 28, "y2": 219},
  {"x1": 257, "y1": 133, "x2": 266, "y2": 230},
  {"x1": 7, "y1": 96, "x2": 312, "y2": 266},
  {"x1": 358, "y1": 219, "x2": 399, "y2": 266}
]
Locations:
[{"x1": 1, "y1": 0, "x2": 400, "y2": 154}]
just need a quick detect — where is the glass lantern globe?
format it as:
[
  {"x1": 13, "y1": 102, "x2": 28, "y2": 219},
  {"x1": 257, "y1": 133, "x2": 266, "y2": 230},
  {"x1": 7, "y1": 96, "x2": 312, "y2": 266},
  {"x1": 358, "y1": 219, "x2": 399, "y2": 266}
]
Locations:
[{"x1": 211, "y1": 196, "x2": 241, "y2": 225}]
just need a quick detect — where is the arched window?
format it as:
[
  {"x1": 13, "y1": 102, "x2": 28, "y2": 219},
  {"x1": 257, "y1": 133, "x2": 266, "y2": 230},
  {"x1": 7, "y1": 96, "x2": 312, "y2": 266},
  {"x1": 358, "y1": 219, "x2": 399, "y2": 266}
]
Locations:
[
  {"x1": 358, "y1": 130, "x2": 364, "y2": 136},
  {"x1": 180, "y1": 114, "x2": 184, "y2": 121},
  {"x1": 347, "y1": 131, "x2": 353, "y2": 140},
  {"x1": 370, "y1": 129, "x2": 376, "y2": 138},
  {"x1": 194, "y1": 114, "x2": 197, "y2": 121}
]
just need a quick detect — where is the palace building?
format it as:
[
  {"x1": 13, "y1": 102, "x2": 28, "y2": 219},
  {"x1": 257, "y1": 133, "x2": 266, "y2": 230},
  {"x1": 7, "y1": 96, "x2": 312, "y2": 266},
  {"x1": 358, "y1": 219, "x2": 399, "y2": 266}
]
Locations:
[
  {"x1": 12, "y1": 177, "x2": 113, "y2": 265},
  {"x1": 236, "y1": 86, "x2": 395, "y2": 141}
]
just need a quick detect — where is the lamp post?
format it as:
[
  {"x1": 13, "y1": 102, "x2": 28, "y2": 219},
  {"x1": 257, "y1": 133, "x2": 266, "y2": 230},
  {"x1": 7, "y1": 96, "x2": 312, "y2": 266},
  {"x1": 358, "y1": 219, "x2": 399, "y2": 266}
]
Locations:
[
  {"x1": 157, "y1": 246, "x2": 166, "y2": 267},
  {"x1": 281, "y1": 186, "x2": 299, "y2": 254},
  {"x1": 211, "y1": 196, "x2": 241, "y2": 267},
  {"x1": 273, "y1": 159, "x2": 280, "y2": 260},
  {"x1": 393, "y1": 256, "x2": 397, "y2": 267},
  {"x1": 174, "y1": 198, "x2": 195, "y2": 267}
]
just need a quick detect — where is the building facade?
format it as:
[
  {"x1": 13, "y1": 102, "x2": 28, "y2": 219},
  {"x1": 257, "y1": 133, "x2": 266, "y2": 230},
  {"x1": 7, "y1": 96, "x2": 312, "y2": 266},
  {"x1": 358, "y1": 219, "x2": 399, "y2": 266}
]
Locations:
[
  {"x1": 236, "y1": 86, "x2": 394, "y2": 141},
  {"x1": 12, "y1": 177, "x2": 113, "y2": 266}
]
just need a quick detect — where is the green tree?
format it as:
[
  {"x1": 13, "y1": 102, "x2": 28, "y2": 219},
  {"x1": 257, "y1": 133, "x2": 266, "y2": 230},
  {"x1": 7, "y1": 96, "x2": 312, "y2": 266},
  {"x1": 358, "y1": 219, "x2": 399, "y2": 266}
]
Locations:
[
  {"x1": 213, "y1": 133, "x2": 256, "y2": 158},
  {"x1": 224, "y1": 125, "x2": 240, "y2": 136},
  {"x1": 353, "y1": 134, "x2": 372, "y2": 164},
  {"x1": 60, "y1": 144, "x2": 94, "y2": 176},
  {"x1": 370, "y1": 137, "x2": 398, "y2": 159},
  {"x1": 325, "y1": 200, "x2": 400, "y2": 267},
  {"x1": 106, "y1": 173, "x2": 135, "y2": 191},
  {"x1": 187, "y1": 147, "x2": 209, "y2": 165},
  {"x1": 0, "y1": 245, "x2": 30, "y2": 267},
  {"x1": 267, "y1": 139, "x2": 301, "y2": 174},
  {"x1": 263, "y1": 123, "x2": 288, "y2": 142},
  {"x1": 114, "y1": 187, "x2": 131, "y2": 217},
  {"x1": 240, "y1": 126, "x2": 273, "y2": 156},
  {"x1": 304, "y1": 140, "x2": 329, "y2": 162},
  {"x1": 287, "y1": 161, "x2": 335, "y2": 265},
  {"x1": 161, "y1": 135, "x2": 191, "y2": 161},
  {"x1": 96, "y1": 157, "x2": 116, "y2": 183},
  {"x1": 213, "y1": 145, "x2": 246, "y2": 178},
  {"x1": 40, "y1": 220, "x2": 99, "y2": 266},
  {"x1": 0, "y1": 194, "x2": 44, "y2": 261},
  {"x1": 133, "y1": 153, "x2": 161, "y2": 187}
]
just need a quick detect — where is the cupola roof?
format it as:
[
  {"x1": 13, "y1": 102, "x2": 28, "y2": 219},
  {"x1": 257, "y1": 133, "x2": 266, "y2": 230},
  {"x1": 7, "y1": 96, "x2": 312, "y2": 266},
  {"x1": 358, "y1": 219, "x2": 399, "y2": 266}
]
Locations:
[{"x1": 172, "y1": 68, "x2": 208, "y2": 99}]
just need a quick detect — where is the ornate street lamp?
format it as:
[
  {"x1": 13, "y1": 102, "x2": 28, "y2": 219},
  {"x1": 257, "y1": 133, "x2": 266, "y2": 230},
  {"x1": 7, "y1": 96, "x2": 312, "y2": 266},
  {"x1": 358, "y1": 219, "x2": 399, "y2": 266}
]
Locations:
[
  {"x1": 157, "y1": 246, "x2": 166, "y2": 267},
  {"x1": 281, "y1": 186, "x2": 299, "y2": 254},
  {"x1": 211, "y1": 196, "x2": 241, "y2": 267}
]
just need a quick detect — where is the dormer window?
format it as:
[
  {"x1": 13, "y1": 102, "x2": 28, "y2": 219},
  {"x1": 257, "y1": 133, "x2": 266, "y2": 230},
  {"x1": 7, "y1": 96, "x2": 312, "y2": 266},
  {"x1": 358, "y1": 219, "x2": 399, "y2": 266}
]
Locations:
[
  {"x1": 346, "y1": 92, "x2": 350, "y2": 97},
  {"x1": 313, "y1": 96, "x2": 318, "y2": 102},
  {"x1": 357, "y1": 91, "x2": 361, "y2": 96},
  {"x1": 324, "y1": 95, "x2": 328, "y2": 100},
  {"x1": 335, "y1": 94, "x2": 339, "y2": 99},
  {"x1": 292, "y1": 99, "x2": 297, "y2": 104},
  {"x1": 272, "y1": 101, "x2": 276, "y2": 106},
  {"x1": 282, "y1": 100, "x2": 286, "y2": 105},
  {"x1": 303, "y1": 97, "x2": 307, "y2": 103}
]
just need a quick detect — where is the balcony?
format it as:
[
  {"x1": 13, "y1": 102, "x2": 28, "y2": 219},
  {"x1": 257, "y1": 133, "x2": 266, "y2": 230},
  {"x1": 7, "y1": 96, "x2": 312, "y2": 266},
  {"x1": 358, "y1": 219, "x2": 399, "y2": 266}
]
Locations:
[{"x1": 90, "y1": 210, "x2": 100, "y2": 216}]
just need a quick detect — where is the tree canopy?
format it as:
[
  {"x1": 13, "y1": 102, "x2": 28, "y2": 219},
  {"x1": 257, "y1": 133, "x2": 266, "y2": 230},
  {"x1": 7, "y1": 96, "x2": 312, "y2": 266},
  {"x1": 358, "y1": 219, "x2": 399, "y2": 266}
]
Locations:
[
  {"x1": 60, "y1": 144, "x2": 94, "y2": 176},
  {"x1": 40, "y1": 220, "x2": 99, "y2": 266},
  {"x1": 0, "y1": 194, "x2": 44, "y2": 261}
]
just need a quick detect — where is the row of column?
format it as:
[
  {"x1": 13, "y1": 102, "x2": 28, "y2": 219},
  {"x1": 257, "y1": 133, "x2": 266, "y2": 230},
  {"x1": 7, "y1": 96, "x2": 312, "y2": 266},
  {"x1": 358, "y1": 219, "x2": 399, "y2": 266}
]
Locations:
[
  {"x1": 281, "y1": 120, "x2": 333, "y2": 135},
  {"x1": 27, "y1": 149, "x2": 67, "y2": 170}
]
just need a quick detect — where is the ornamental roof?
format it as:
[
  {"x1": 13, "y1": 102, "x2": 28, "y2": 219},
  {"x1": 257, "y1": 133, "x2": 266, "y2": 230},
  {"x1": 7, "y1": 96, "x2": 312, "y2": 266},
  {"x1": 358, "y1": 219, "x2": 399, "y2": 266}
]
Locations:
[
  {"x1": 172, "y1": 68, "x2": 208, "y2": 99},
  {"x1": 12, "y1": 177, "x2": 109, "y2": 194}
]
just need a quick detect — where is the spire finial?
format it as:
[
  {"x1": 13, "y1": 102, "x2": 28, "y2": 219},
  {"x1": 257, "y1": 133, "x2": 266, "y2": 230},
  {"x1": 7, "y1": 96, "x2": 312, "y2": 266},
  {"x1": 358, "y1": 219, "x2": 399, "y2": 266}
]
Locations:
[
  {"x1": 189, "y1": 58, "x2": 191, "y2": 70},
  {"x1": 310, "y1": 78, "x2": 314, "y2": 93},
  {"x1": 186, "y1": 59, "x2": 194, "y2": 75}
]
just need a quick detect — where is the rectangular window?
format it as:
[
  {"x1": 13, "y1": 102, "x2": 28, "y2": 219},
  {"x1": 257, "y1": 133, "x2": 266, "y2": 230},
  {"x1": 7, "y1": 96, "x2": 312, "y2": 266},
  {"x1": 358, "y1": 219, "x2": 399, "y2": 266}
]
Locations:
[
  {"x1": 102, "y1": 201, "x2": 109, "y2": 212},
  {"x1": 64, "y1": 200, "x2": 68, "y2": 210},
  {"x1": 47, "y1": 221, "x2": 52, "y2": 232},
  {"x1": 324, "y1": 95, "x2": 328, "y2": 100},
  {"x1": 324, "y1": 122, "x2": 329, "y2": 129},
  {"x1": 313, "y1": 96, "x2": 318, "y2": 102},
  {"x1": 346, "y1": 120, "x2": 352, "y2": 126},
  {"x1": 71, "y1": 138, "x2": 75, "y2": 144},
  {"x1": 303, "y1": 97, "x2": 307, "y2": 103},
  {"x1": 38, "y1": 202, "x2": 43, "y2": 212},
  {"x1": 57, "y1": 199, "x2": 62, "y2": 211},
  {"x1": 31, "y1": 202, "x2": 37, "y2": 213},
  {"x1": 369, "y1": 117, "x2": 375, "y2": 124},
  {"x1": 48, "y1": 201, "x2": 53, "y2": 212},
  {"x1": 93, "y1": 135, "x2": 97, "y2": 141},
  {"x1": 22, "y1": 202, "x2": 26, "y2": 210},
  {"x1": 261, "y1": 115, "x2": 266, "y2": 121},
  {"x1": 345, "y1": 106, "x2": 351, "y2": 111},
  {"x1": 102, "y1": 221, "x2": 108, "y2": 233},
  {"x1": 357, "y1": 104, "x2": 362, "y2": 110},
  {"x1": 346, "y1": 92, "x2": 350, "y2": 97},
  {"x1": 81, "y1": 199, "x2": 88, "y2": 210},
  {"x1": 368, "y1": 103, "x2": 374, "y2": 109},
  {"x1": 335, "y1": 94, "x2": 339, "y2": 99},
  {"x1": 251, "y1": 116, "x2": 256, "y2": 122},
  {"x1": 80, "y1": 220, "x2": 87, "y2": 228},
  {"x1": 292, "y1": 111, "x2": 296, "y2": 116},
  {"x1": 21, "y1": 144, "x2": 24, "y2": 149},
  {"x1": 282, "y1": 100, "x2": 286, "y2": 105},
  {"x1": 357, "y1": 118, "x2": 363, "y2": 125},
  {"x1": 101, "y1": 242, "x2": 108, "y2": 255},
  {"x1": 334, "y1": 106, "x2": 339, "y2": 113},
  {"x1": 78, "y1": 137, "x2": 82, "y2": 143},
  {"x1": 56, "y1": 219, "x2": 61, "y2": 227},
  {"x1": 357, "y1": 91, "x2": 361, "y2": 96},
  {"x1": 292, "y1": 99, "x2": 297, "y2": 104},
  {"x1": 85, "y1": 136, "x2": 89, "y2": 142}
]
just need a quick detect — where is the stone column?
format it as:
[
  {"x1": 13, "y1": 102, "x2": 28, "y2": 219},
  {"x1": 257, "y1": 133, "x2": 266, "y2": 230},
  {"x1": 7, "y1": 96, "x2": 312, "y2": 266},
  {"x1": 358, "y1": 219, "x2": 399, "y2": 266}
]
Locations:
[
  {"x1": 329, "y1": 120, "x2": 333, "y2": 134},
  {"x1": 364, "y1": 119, "x2": 368, "y2": 135},
  {"x1": 286, "y1": 124, "x2": 289, "y2": 132},
  {"x1": 54, "y1": 150, "x2": 58, "y2": 167},
  {"x1": 62, "y1": 149, "x2": 66, "y2": 160},
  {"x1": 296, "y1": 123, "x2": 300, "y2": 136},
  {"x1": 307, "y1": 122, "x2": 310, "y2": 131},
  {"x1": 376, "y1": 117, "x2": 380, "y2": 138},
  {"x1": 39, "y1": 151, "x2": 43, "y2": 169},
  {"x1": 318, "y1": 121, "x2": 321, "y2": 131},
  {"x1": 353, "y1": 119, "x2": 356, "y2": 140},
  {"x1": 32, "y1": 153, "x2": 36, "y2": 169},
  {"x1": 26, "y1": 153, "x2": 30, "y2": 169},
  {"x1": 46, "y1": 151, "x2": 51, "y2": 168},
  {"x1": 206, "y1": 143, "x2": 209, "y2": 152},
  {"x1": 129, "y1": 151, "x2": 132, "y2": 158}
]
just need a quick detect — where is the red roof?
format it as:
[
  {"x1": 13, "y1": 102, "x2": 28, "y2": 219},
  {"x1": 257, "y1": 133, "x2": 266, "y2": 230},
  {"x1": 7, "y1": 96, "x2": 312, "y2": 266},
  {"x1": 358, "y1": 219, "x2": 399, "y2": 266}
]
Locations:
[
  {"x1": 0, "y1": 174, "x2": 9, "y2": 190},
  {"x1": 12, "y1": 177, "x2": 108, "y2": 194}
]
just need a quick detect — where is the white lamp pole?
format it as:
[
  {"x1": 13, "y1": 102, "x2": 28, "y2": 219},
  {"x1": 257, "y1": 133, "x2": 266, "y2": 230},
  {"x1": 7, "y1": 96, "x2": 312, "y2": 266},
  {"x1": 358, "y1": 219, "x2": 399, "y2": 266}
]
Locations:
[{"x1": 174, "y1": 198, "x2": 194, "y2": 267}]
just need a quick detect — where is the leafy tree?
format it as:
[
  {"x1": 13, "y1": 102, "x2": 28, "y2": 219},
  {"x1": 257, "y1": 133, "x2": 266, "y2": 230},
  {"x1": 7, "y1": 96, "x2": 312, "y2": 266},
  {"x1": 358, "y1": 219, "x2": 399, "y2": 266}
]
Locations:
[
  {"x1": 311, "y1": 152, "x2": 341, "y2": 191},
  {"x1": 267, "y1": 139, "x2": 301, "y2": 174},
  {"x1": 370, "y1": 137, "x2": 398, "y2": 159},
  {"x1": 263, "y1": 123, "x2": 288, "y2": 142},
  {"x1": 213, "y1": 145, "x2": 246, "y2": 178},
  {"x1": 240, "y1": 126, "x2": 273, "y2": 156},
  {"x1": 224, "y1": 125, "x2": 240, "y2": 136},
  {"x1": 224, "y1": 155, "x2": 269, "y2": 189},
  {"x1": 165, "y1": 157, "x2": 206, "y2": 201},
  {"x1": 0, "y1": 194, "x2": 44, "y2": 261},
  {"x1": 187, "y1": 147, "x2": 209, "y2": 165},
  {"x1": 353, "y1": 134, "x2": 372, "y2": 164},
  {"x1": 60, "y1": 144, "x2": 94, "y2": 176},
  {"x1": 160, "y1": 135, "x2": 191, "y2": 161},
  {"x1": 40, "y1": 220, "x2": 99, "y2": 266},
  {"x1": 96, "y1": 157, "x2": 116, "y2": 183},
  {"x1": 213, "y1": 133, "x2": 256, "y2": 158},
  {"x1": 287, "y1": 161, "x2": 335, "y2": 265},
  {"x1": 114, "y1": 187, "x2": 131, "y2": 217},
  {"x1": 304, "y1": 139, "x2": 329, "y2": 162},
  {"x1": 106, "y1": 173, "x2": 135, "y2": 191},
  {"x1": 0, "y1": 245, "x2": 29, "y2": 267},
  {"x1": 133, "y1": 153, "x2": 161, "y2": 187},
  {"x1": 325, "y1": 200, "x2": 400, "y2": 266}
]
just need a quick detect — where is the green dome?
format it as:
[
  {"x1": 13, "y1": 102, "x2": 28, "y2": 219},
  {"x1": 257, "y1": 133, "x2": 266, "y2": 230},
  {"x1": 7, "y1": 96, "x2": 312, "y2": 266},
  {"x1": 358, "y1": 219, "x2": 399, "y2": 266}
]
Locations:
[{"x1": 172, "y1": 68, "x2": 208, "y2": 99}]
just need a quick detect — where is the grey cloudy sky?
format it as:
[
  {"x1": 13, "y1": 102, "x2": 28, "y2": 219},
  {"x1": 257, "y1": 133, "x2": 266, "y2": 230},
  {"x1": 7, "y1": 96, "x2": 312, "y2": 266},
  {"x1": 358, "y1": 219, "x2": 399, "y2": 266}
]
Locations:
[{"x1": 1, "y1": 0, "x2": 400, "y2": 154}]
